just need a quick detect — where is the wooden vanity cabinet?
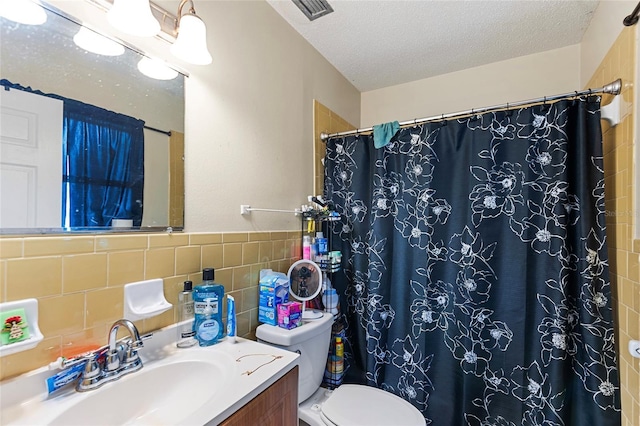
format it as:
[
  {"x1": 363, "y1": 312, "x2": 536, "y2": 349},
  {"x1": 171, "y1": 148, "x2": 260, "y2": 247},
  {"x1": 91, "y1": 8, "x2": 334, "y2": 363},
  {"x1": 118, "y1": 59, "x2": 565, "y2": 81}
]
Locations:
[{"x1": 220, "y1": 366, "x2": 299, "y2": 426}]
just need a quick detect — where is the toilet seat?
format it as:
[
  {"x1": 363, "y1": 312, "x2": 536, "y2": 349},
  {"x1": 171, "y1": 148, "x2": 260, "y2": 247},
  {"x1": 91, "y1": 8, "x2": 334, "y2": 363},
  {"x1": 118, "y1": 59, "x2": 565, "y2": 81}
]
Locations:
[{"x1": 319, "y1": 384, "x2": 425, "y2": 426}]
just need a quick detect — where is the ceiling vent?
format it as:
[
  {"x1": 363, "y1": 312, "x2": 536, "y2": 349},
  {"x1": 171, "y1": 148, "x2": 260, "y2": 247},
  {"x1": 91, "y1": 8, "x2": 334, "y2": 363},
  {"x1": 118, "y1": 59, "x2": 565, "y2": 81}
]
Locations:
[{"x1": 292, "y1": 0, "x2": 333, "y2": 21}]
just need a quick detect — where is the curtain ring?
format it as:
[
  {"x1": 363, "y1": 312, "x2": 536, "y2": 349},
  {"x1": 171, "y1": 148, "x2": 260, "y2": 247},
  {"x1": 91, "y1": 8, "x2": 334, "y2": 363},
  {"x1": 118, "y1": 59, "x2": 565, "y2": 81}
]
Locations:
[{"x1": 413, "y1": 118, "x2": 417, "y2": 126}]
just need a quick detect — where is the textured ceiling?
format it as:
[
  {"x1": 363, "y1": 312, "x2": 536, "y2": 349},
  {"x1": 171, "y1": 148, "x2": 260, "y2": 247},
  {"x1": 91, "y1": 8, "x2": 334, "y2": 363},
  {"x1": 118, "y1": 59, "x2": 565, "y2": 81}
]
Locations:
[{"x1": 266, "y1": 0, "x2": 600, "y2": 92}]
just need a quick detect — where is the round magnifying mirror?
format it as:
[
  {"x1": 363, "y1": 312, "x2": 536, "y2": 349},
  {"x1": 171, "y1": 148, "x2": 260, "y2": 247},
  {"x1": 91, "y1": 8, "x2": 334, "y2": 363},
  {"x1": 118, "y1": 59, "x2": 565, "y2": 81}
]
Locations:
[{"x1": 287, "y1": 259, "x2": 323, "y2": 320}]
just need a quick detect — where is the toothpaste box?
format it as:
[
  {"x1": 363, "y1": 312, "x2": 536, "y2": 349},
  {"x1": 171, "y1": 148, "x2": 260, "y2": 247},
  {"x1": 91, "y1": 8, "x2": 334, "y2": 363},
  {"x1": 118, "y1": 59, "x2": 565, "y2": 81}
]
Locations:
[
  {"x1": 258, "y1": 270, "x2": 289, "y2": 326},
  {"x1": 278, "y1": 302, "x2": 302, "y2": 330}
]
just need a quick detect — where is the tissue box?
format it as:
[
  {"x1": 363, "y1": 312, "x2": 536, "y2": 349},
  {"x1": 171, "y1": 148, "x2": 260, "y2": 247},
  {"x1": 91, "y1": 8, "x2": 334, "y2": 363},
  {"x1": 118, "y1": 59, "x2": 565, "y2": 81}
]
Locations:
[
  {"x1": 258, "y1": 270, "x2": 289, "y2": 326},
  {"x1": 278, "y1": 302, "x2": 302, "y2": 329}
]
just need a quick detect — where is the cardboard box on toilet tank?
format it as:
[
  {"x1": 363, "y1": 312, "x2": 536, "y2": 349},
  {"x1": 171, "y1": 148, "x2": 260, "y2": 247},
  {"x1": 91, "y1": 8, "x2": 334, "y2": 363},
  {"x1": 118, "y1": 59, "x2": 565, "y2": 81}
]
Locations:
[{"x1": 258, "y1": 270, "x2": 289, "y2": 326}]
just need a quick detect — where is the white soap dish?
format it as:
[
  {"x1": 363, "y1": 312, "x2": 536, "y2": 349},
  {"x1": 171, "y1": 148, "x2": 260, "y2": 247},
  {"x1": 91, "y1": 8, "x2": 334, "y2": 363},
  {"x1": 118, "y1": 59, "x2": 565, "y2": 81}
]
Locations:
[
  {"x1": 0, "y1": 298, "x2": 44, "y2": 357},
  {"x1": 124, "y1": 279, "x2": 172, "y2": 321}
]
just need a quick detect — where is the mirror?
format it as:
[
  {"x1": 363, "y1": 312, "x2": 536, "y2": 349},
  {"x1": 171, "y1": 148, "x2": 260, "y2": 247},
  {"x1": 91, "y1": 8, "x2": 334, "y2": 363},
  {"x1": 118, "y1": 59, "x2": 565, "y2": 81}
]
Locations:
[
  {"x1": 287, "y1": 260, "x2": 323, "y2": 319},
  {"x1": 0, "y1": 2, "x2": 185, "y2": 234}
]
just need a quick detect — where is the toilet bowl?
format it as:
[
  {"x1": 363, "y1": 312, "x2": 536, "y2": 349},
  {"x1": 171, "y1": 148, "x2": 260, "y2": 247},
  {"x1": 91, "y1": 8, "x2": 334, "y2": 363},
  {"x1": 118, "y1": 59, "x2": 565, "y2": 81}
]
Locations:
[{"x1": 256, "y1": 311, "x2": 425, "y2": 426}]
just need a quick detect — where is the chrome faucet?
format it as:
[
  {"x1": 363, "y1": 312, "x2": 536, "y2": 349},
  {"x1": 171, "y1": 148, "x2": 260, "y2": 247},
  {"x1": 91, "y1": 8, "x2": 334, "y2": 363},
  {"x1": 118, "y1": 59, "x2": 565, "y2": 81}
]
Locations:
[{"x1": 70, "y1": 319, "x2": 151, "y2": 392}]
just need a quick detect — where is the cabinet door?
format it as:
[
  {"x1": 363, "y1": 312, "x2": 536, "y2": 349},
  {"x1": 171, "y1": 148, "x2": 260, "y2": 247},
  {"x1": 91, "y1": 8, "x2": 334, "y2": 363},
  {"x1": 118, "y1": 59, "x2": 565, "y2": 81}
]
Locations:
[{"x1": 221, "y1": 366, "x2": 299, "y2": 426}]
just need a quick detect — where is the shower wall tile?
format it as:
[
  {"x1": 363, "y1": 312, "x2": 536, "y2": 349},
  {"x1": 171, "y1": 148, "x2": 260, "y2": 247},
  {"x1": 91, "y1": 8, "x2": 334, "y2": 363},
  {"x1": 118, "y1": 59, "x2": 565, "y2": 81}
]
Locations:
[
  {"x1": 0, "y1": 230, "x2": 301, "y2": 380},
  {"x1": 587, "y1": 26, "x2": 639, "y2": 426}
]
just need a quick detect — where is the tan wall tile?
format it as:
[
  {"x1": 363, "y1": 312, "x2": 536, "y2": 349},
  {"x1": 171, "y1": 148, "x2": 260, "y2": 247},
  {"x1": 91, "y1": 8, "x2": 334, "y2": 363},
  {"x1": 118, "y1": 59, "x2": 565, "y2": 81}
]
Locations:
[
  {"x1": 189, "y1": 233, "x2": 222, "y2": 245},
  {"x1": 233, "y1": 265, "x2": 253, "y2": 291},
  {"x1": 222, "y1": 233, "x2": 248, "y2": 243},
  {"x1": 0, "y1": 239, "x2": 22, "y2": 259},
  {"x1": 175, "y1": 246, "x2": 201, "y2": 275},
  {"x1": 201, "y1": 244, "x2": 223, "y2": 270},
  {"x1": 145, "y1": 248, "x2": 175, "y2": 279},
  {"x1": 259, "y1": 241, "x2": 273, "y2": 262},
  {"x1": 223, "y1": 243, "x2": 242, "y2": 268},
  {"x1": 23, "y1": 236, "x2": 94, "y2": 257},
  {"x1": 63, "y1": 253, "x2": 108, "y2": 293},
  {"x1": 212, "y1": 268, "x2": 232, "y2": 294},
  {"x1": 242, "y1": 285, "x2": 258, "y2": 312},
  {"x1": 6, "y1": 257, "x2": 62, "y2": 300},
  {"x1": 85, "y1": 287, "x2": 124, "y2": 327},
  {"x1": 95, "y1": 235, "x2": 147, "y2": 252},
  {"x1": 108, "y1": 250, "x2": 144, "y2": 287},
  {"x1": 271, "y1": 240, "x2": 285, "y2": 260},
  {"x1": 242, "y1": 242, "x2": 260, "y2": 264},
  {"x1": 270, "y1": 232, "x2": 288, "y2": 240},
  {"x1": 248, "y1": 232, "x2": 271, "y2": 242},
  {"x1": 39, "y1": 293, "x2": 85, "y2": 336},
  {"x1": 148, "y1": 234, "x2": 189, "y2": 248}
]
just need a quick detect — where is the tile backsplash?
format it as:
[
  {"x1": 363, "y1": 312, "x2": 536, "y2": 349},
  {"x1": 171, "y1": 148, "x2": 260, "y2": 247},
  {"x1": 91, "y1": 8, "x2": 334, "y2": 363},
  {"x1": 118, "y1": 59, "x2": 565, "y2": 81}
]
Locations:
[{"x1": 0, "y1": 231, "x2": 301, "y2": 380}]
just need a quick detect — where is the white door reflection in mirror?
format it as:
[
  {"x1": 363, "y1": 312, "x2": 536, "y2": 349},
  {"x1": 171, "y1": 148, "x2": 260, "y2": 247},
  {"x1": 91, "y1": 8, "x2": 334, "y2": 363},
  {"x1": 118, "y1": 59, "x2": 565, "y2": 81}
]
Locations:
[{"x1": 0, "y1": 88, "x2": 63, "y2": 227}]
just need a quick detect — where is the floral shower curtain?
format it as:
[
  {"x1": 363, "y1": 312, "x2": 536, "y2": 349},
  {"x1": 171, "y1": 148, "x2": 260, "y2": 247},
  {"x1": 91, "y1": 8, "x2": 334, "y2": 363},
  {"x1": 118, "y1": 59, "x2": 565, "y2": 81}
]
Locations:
[{"x1": 324, "y1": 97, "x2": 621, "y2": 425}]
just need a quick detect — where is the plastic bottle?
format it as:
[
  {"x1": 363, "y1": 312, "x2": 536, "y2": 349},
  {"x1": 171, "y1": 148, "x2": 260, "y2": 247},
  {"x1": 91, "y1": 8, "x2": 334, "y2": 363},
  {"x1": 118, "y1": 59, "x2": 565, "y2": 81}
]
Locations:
[
  {"x1": 323, "y1": 287, "x2": 339, "y2": 317},
  {"x1": 302, "y1": 235, "x2": 312, "y2": 260},
  {"x1": 193, "y1": 268, "x2": 225, "y2": 346},
  {"x1": 176, "y1": 280, "x2": 196, "y2": 348},
  {"x1": 316, "y1": 232, "x2": 327, "y2": 255}
]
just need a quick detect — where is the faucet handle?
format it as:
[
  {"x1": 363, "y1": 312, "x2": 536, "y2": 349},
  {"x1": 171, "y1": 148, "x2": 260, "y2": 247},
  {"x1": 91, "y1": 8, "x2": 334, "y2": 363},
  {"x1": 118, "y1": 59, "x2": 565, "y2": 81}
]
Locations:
[{"x1": 129, "y1": 332, "x2": 153, "y2": 349}]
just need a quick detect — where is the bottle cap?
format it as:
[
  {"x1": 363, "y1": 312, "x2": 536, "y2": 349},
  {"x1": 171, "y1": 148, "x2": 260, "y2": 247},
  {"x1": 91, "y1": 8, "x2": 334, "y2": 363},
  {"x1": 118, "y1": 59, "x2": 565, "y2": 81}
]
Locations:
[
  {"x1": 316, "y1": 231, "x2": 324, "y2": 238},
  {"x1": 183, "y1": 280, "x2": 193, "y2": 291},
  {"x1": 203, "y1": 268, "x2": 215, "y2": 281},
  {"x1": 336, "y1": 337, "x2": 342, "y2": 343}
]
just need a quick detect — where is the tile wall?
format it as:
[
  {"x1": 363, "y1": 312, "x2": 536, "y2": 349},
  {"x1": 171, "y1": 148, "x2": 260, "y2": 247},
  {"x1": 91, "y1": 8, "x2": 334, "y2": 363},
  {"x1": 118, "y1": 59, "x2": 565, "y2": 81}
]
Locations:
[
  {"x1": 0, "y1": 231, "x2": 301, "y2": 380},
  {"x1": 586, "y1": 26, "x2": 640, "y2": 426}
]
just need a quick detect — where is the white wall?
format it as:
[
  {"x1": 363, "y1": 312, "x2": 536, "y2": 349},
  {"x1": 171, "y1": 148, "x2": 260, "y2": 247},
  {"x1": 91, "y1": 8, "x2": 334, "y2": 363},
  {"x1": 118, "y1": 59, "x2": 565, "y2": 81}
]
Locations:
[
  {"x1": 180, "y1": 1, "x2": 360, "y2": 232},
  {"x1": 580, "y1": 0, "x2": 636, "y2": 87},
  {"x1": 361, "y1": 45, "x2": 581, "y2": 127}
]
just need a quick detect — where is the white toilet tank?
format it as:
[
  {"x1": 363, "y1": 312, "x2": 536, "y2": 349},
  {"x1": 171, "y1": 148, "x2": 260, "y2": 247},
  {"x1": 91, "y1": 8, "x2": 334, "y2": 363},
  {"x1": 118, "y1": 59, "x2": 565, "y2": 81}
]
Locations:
[{"x1": 256, "y1": 311, "x2": 334, "y2": 403}]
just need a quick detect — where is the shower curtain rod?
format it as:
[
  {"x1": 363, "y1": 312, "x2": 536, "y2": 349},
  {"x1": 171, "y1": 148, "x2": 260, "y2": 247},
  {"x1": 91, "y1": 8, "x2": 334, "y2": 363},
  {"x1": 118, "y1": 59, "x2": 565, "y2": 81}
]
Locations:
[{"x1": 320, "y1": 78, "x2": 622, "y2": 141}]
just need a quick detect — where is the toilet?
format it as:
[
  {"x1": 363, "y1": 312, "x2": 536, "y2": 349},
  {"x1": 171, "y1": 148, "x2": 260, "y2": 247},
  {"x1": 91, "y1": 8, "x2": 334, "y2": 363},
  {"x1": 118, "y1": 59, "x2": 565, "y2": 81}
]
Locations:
[{"x1": 256, "y1": 311, "x2": 426, "y2": 426}]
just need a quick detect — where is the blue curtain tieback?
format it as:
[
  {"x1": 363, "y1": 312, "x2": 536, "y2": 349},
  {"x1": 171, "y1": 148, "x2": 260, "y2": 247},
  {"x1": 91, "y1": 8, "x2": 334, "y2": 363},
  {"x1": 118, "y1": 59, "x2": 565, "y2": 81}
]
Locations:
[{"x1": 372, "y1": 121, "x2": 400, "y2": 149}]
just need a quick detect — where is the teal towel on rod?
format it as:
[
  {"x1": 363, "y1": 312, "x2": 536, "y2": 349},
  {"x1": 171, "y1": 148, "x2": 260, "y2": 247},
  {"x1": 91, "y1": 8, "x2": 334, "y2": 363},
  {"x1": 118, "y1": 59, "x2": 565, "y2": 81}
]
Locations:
[{"x1": 372, "y1": 121, "x2": 400, "y2": 149}]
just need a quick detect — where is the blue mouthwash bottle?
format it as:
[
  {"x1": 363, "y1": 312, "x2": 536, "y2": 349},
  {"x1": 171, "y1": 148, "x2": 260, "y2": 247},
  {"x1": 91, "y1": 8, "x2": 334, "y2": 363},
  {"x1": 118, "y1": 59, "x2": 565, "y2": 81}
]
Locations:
[{"x1": 193, "y1": 268, "x2": 225, "y2": 346}]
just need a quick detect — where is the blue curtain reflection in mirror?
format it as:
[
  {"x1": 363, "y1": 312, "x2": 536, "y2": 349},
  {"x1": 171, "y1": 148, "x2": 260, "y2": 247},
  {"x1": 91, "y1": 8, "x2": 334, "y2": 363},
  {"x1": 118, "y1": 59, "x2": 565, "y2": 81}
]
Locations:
[
  {"x1": 1, "y1": 79, "x2": 145, "y2": 227},
  {"x1": 62, "y1": 102, "x2": 144, "y2": 227}
]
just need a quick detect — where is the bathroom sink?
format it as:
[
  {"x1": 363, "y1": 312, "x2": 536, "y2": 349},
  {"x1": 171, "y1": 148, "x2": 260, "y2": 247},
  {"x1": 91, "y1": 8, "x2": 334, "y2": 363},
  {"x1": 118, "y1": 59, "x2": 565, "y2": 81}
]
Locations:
[
  {"x1": 49, "y1": 357, "x2": 229, "y2": 426},
  {"x1": 0, "y1": 329, "x2": 299, "y2": 426}
]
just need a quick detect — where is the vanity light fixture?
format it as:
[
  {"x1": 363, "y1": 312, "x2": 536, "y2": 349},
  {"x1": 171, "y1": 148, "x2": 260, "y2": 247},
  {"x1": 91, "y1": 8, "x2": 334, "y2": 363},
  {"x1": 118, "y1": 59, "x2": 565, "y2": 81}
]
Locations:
[
  {"x1": 107, "y1": 0, "x2": 160, "y2": 37},
  {"x1": 0, "y1": 0, "x2": 47, "y2": 25},
  {"x1": 170, "y1": 0, "x2": 212, "y2": 65},
  {"x1": 137, "y1": 57, "x2": 179, "y2": 80},
  {"x1": 73, "y1": 26, "x2": 125, "y2": 56}
]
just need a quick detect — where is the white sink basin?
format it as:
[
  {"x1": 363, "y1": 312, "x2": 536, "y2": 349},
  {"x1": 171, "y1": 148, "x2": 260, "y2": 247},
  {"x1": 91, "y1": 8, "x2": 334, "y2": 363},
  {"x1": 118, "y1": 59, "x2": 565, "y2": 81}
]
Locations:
[
  {"x1": 1, "y1": 329, "x2": 299, "y2": 426},
  {"x1": 50, "y1": 356, "x2": 229, "y2": 426}
]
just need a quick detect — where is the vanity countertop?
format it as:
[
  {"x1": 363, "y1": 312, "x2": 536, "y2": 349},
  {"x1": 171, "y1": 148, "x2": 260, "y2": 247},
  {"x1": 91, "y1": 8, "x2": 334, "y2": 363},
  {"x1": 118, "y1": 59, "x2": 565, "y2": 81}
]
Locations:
[{"x1": 0, "y1": 325, "x2": 299, "y2": 425}]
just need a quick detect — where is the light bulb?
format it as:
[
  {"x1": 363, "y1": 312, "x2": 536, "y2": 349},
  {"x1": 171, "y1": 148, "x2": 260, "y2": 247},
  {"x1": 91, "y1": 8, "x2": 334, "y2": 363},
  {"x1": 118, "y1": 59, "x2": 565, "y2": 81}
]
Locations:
[
  {"x1": 170, "y1": 14, "x2": 212, "y2": 65},
  {"x1": 137, "y1": 57, "x2": 179, "y2": 80},
  {"x1": 107, "y1": 0, "x2": 160, "y2": 37},
  {"x1": 0, "y1": 0, "x2": 47, "y2": 25},
  {"x1": 73, "y1": 27, "x2": 125, "y2": 56}
]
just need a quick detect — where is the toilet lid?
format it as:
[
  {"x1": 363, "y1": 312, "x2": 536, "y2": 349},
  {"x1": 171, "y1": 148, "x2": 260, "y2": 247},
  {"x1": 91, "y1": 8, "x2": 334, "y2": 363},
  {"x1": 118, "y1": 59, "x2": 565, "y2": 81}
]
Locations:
[{"x1": 321, "y1": 385, "x2": 425, "y2": 426}]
